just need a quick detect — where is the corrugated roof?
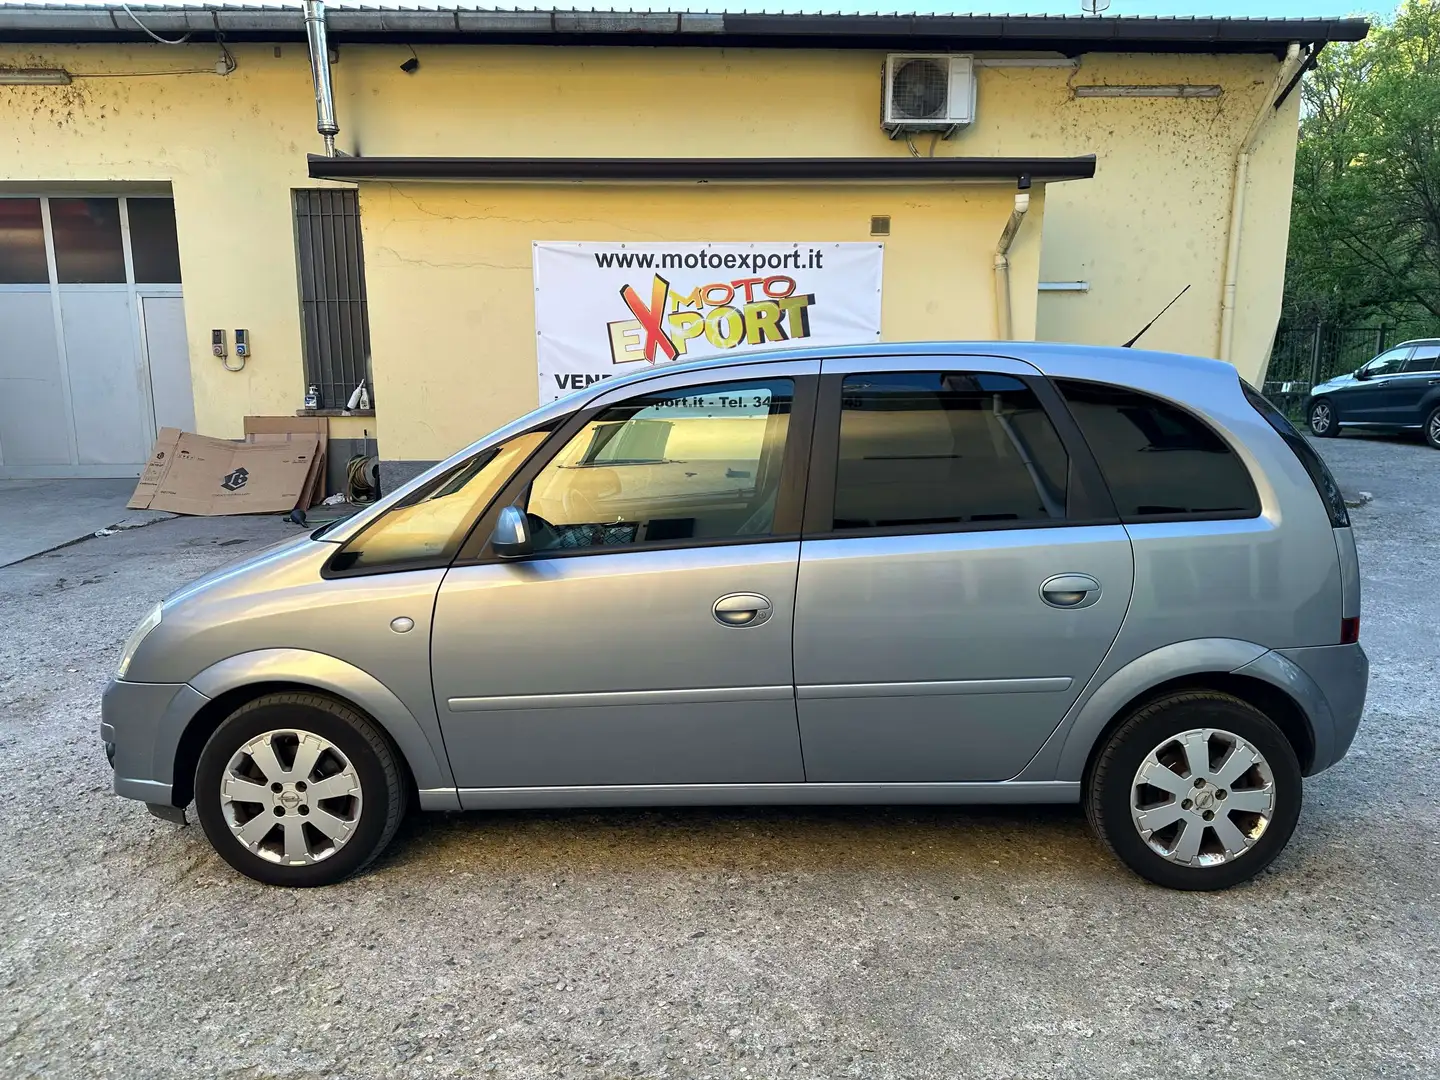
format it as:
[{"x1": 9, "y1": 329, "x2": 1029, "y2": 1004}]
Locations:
[{"x1": 0, "y1": 4, "x2": 1370, "y2": 53}]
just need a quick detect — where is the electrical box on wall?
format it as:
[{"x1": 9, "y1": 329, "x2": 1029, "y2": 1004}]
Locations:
[{"x1": 882, "y1": 54, "x2": 976, "y2": 137}]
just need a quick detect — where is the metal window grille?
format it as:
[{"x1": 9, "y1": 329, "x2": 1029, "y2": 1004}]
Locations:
[{"x1": 294, "y1": 189, "x2": 372, "y2": 410}]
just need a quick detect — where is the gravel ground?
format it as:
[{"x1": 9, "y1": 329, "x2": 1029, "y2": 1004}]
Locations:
[{"x1": 2, "y1": 432, "x2": 1437, "y2": 1080}]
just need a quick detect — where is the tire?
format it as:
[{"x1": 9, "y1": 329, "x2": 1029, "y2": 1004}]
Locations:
[
  {"x1": 1308, "y1": 397, "x2": 1338, "y2": 437},
  {"x1": 1426, "y1": 405, "x2": 1440, "y2": 450},
  {"x1": 1084, "y1": 691, "x2": 1302, "y2": 891},
  {"x1": 194, "y1": 692, "x2": 406, "y2": 887}
]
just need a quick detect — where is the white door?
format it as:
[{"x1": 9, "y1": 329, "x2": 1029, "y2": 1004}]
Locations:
[{"x1": 141, "y1": 295, "x2": 196, "y2": 432}]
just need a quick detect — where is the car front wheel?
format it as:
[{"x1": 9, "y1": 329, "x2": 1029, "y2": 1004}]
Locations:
[
  {"x1": 194, "y1": 692, "x2": 406, "y2": 887},
  {"x1": 1426, "y1": 405, "x2": 1440, "y2": 449},
  {"x1": 1084, "y1": 691, "x2": 1302, "y2": 890},
  {"x1": 1308, "y1": 398, "x2": 1338, "y2": 437}
]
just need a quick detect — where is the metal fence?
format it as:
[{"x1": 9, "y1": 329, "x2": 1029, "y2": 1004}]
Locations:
[{"x1": 1263, "y1": 324, "x2": 1396, "y2": 419}]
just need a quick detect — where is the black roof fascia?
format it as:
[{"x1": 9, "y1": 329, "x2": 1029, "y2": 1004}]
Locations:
[
  {"x1": 0, "y1": 9, "x2": 1370, "y2": 56},
  {"x1": 305, "y1": 155, "x2": 1098, "y2": 184}
]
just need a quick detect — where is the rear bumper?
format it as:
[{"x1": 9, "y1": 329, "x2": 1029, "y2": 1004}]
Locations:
[
  {"x1": 101, "y1": 678, "x2": 209, "y2": 806},
  {"x1": 1274, "y1": 642, "x2": 1368, "y2": 772}
]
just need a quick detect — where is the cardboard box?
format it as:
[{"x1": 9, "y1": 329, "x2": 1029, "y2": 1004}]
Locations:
[
  {"x1": 128, "y1": 429, "x2": 320, "y2": 516},
  {"x1": 243, "y1": 415, "x2": 329, "y2": 509}
]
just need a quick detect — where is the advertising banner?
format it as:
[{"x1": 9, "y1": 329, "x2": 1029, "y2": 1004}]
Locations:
[{"x1": 533, "y1": 241, "x2": 884, "y2": 403}]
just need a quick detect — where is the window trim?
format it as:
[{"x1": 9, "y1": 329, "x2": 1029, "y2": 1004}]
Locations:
[
  {"x1": 1053, "y1": 376, "x2": 1263, "y2": 525},
  {"x1": 453, "y1": 373, "x2": 820, "y2": 565},
  {"x1": 800, "y1": 370, "x2": 1118, "y2": 541}
]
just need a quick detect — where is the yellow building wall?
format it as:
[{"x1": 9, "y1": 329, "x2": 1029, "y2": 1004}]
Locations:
[
  {"x1": 360, "y1": 183, "x2": 1043, "y2": 461},
  {"x1": 2, "y1": 41, "x2": 1297, "y2": 461},
  {"x1": 0, "y1": 42, "x2": 340, "y2": 439}
]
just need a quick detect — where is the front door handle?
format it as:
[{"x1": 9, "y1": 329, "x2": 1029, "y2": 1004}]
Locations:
[
  {"x1": 1040, "y1": 574, "x2": 1101, "y2": 609},
  {"x1": 713, "y1": 593, "x2": 773, "y2": 627}
]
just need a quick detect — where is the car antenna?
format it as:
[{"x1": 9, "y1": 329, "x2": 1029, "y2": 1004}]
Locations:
[{"x1": 1121, "y1": 284, "x2": 1190, "y2": 348}]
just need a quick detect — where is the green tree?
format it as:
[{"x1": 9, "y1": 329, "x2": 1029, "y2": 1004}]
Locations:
[{"x1": 1285, "y1": 1, "x2": 1440, "y2": 331}]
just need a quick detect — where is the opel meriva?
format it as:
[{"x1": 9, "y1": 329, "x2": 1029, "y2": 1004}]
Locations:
[{"x1": 103, "y1": 343, "x2": 1367, "y2": 890}]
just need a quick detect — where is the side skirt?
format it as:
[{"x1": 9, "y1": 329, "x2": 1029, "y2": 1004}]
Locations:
[{"x1": 415, "y1": 781, "x2": 1082, "y2": 812}]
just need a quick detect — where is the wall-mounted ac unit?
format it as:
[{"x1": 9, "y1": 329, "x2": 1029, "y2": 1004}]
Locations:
[{"x1": 882, "y1": 54, "x2": 976, "y2": 137}]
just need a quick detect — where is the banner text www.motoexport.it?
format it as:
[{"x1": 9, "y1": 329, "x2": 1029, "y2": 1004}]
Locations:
[{"x1": 593, "y1": 248, "x2": 826, "y2": 271}]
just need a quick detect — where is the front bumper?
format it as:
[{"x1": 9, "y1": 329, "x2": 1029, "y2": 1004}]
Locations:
[{"x1": 101, "y1": 678, "x2": 210, "y2": 806}]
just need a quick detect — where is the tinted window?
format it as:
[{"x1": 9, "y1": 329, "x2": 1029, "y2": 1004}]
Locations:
[
  {"x1": 1243, "y1": 383, "x2": 1349, "y2": 528},
  {"x1": 1403, "y1": 344, "x2": 1440, "y2": 373},
  {"x1": 332, "y1": 430, "x2": 550, "y2": 572},
  {"x1": 522, "y1": 379, "x2": 792, "y2": 552},
  {"x1": 1057, "y1": 380, "x2": 1259, "y2": 521},
  {"x1": 127, "y1": 198, "x2": 182, "y2": 283},
  {"x1": 831, "y1": 372, "x2": 1067, "y2": 530},
  {"x1": 0, "y1": 199, "x2": 49, "y2": 283},
  {"x1": 50, "y1": 197, "x2": 126, "y2": 283},
  {"x1": 1364, "y1": 347, "x2": 1412, "y2": 377}
]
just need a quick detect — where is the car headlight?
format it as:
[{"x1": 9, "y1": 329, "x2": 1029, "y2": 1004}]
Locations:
[{"x1": 116, "y1": 603, "x2": 163, "y2": 679}]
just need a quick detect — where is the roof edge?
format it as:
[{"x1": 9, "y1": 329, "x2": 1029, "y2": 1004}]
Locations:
[
  {"x1": 0, "y1": 9, "x2": 1370, "y2": 53},
  {"x1": 305, "y1": 155, "x2": 1099, "y2": 184}
]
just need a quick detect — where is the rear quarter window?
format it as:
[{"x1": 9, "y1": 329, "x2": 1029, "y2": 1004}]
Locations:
[{"x1": 1056, "y1": 380, "x2": 1261, "y2": 523}]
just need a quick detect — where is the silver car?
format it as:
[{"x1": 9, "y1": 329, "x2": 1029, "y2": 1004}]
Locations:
[{"x1": 103, "y1": 344, "x2": 1367, "y2": 890}]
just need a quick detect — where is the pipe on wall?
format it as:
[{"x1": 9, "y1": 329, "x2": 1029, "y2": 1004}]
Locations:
[
  {"x1": 993, "y1": 185, "x2": 1031, "y2": 340},
  {"x1": 303, "y1": 0, "x2": 339, "y2": 156},
  {"x1": 1218, "y1": 41, "x2": 1305, "y2": 364}
]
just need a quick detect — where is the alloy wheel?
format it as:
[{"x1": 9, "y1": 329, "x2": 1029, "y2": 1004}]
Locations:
[
  {"x1": 1310, "y1": 401, "x2": 1332, "y2": 435},
  {"x1": 219, "y1": 729, "x2": 363, "y2": 866},
  {"x1": 1429, "y1": 410, "x2": 1440, "y2": 447},
  {"x1": 1129, "y1": 728, "x2": 1275, "y2": 868}
]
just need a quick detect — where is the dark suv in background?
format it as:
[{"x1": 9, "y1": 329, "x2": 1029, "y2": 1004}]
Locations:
[{"x1": 1307, "y1": 339, "x2": 1440, "y2": 447}]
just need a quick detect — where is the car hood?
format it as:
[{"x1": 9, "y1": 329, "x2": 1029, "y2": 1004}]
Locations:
[
  {"x1": 163, "y1": 531, "x2": 327, "y2": 609},
  {"x1": 1314, "y1": 372, "x2": 1360, "y2": 394}
]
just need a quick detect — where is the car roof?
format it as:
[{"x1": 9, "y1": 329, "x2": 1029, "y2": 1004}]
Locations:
[{"x1": 576, "y1": 339, "x2": 1236, "y2": 394}]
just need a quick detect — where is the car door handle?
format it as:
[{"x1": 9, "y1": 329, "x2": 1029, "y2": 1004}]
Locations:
[
  {"x1": 713, "y1": 593, "x2": 773, "y2": 627},
  {"x1": 1040, "y1": 574, "x2": 1101, "y2": 609}
]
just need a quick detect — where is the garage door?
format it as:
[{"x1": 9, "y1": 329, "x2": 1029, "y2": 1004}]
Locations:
[{"x1": 0, "y1": 196, "x2": 193, "y2": 479}]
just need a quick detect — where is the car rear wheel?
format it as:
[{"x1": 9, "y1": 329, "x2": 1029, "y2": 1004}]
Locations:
[
  {"x1": 1426, "y1": 405, "x2": 1440, "y2": 449},
  {"x1": 1084, "y1": 691, "x2": 1302, "y2": 890},
  {"x1": 195, "y1": 692, "x2": 405, "y2": 887},
  {"x1": 1308, "y1": 398, "x2": 1338, "y2": 437}
]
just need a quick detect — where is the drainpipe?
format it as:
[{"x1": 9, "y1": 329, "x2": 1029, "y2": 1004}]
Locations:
[
  {"x1": 993, "y1": 177, "x2": 1032, "y2": 340},
  {"x1": 1218, "y1": 42, "x2": 1306, "y2": 364},
  {"x1": 303, "y1": 0, "x2": 339, "y2": 156}
]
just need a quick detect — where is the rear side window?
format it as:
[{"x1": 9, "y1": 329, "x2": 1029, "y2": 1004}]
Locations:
[
  {"x1": 1242, "y1": 383, "x2": 1350, "y2": 527},
  {"x1": 1056, "y1": 380, "x2": 1260, "y2": 522},
  {"x1": 831, "y1": 372, "x2": 1068, "y2": 530}
]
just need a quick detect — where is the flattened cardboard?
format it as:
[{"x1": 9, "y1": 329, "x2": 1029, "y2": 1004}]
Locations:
[
  {"x1": 127, "y1": 427, "x2": 183, "y2": 510},
  {"x1": 127, "y1": 430, "x2": 320, "y2": 516},
  {"x1": 244, "y1": 416, "x2": 330, "y2": 509}
]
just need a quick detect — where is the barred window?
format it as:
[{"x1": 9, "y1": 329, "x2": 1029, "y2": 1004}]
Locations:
[{"x1": 294, "y1": 189, "x2": 372, "y2": 410}]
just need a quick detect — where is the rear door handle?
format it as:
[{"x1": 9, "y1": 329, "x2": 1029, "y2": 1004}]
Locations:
[
  {"x1": 713, "y1": 593, "x2": 773, "y2": 627},
  {"x1": 1040, "y1": 574, "x2": 1101, "y2": 609}
]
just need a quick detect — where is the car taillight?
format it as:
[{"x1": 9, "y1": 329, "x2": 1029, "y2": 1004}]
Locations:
[{"x1": 1341, "y1": 617, "x2": 1360, "y2": 644}]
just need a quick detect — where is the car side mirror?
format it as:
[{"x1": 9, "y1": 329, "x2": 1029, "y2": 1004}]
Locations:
[
  {"x1": 491, "y1": 506, "x2": 533, "y2": 559},
  {"x1": 1354, "y1": 366, "x2": 1371, "y2": 381}
]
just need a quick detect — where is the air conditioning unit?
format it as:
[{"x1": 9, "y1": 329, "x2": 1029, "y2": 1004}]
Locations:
[{"x1": 882, "y1": 54, "x2": 976, "y2": 137}]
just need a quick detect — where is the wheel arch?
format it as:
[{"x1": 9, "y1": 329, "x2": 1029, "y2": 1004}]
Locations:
[
  {"x1": 1053, "y1": 640, "x2": 1325, "y2": 785},
  {"x1": 173, "y1": 649, "x2": 454, "y2": 809}
]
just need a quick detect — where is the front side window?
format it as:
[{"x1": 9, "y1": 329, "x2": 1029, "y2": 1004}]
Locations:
[
  {"x1": 332, "y1": 431, "x2": 550, "y2": 572},
  {"x1": 520, "y1": 379, "x2": 793, "y2": 552},
  {"x1": 1057, "y1": 380, "x2": 1259, "y2": 521},
  {"x1": 1363, "y1": 347, "x2": 1412, "y2": 378},
  {"x1": 1403, "y1": 344, "x2": 1440, "y2": 373},
  {"x1": 831, "y1": 372, "x2": 1068, "y2": 531}
]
